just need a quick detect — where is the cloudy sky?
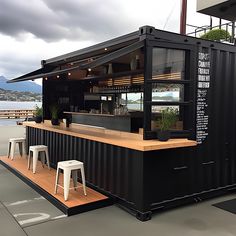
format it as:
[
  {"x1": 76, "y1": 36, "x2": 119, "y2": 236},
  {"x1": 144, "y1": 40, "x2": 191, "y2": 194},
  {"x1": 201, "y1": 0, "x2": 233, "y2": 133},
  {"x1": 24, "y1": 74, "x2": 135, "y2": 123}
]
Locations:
[{"x1": 0, "y1": 0, "x2": 223, "y2": 83}]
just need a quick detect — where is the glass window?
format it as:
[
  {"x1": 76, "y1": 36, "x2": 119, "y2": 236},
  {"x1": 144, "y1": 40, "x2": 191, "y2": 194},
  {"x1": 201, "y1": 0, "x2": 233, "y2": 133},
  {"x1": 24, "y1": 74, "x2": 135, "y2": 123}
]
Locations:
[
  {"x1": 152, "y1": 48, "x2": 185, "y2": 80},
  {"x1": 121, "y1": 92, "x2": 143, "y2": 111},
  {"x1": 151, "y1": 105, "x2": 183, "y2": 131},
  {"x1": 152, "y1": 83, "x2": 184, "y2": 102}
]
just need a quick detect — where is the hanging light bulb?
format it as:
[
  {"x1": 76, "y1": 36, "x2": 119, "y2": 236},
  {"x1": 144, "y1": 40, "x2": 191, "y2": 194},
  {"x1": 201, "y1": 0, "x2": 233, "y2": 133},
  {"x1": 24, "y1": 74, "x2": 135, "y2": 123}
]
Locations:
[{"x1": 86, "y1": 68, "x2": 92, "y2": 77}]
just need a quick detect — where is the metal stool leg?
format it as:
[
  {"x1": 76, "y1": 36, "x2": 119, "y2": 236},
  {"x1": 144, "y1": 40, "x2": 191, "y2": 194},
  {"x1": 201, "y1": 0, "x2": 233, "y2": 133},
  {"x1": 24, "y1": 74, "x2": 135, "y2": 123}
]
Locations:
[
  {"x1": 54, "y1": 167, "x2": 60, "y2": 194},
  {"x1": 10, "y1": 141, "x2": 16, "y2": 160},
  {"x1": 28, "y1": 150, "x2": 31, "y2": 170},
  {"x1": 63, "y1": 169, "x2": 71, "y2": 201},
  {"x1": 7, "y1": 142, "x2": 11, "y2": 158},
  {"x1": 80, "y1": 166, "x2": 87, "y2": 196},
  {"x1": 45, "y1": 148, "x2": 50, "y2": 170},
  {"x1": 32, "y1": 150, "x2": 38, "y2": 174}
]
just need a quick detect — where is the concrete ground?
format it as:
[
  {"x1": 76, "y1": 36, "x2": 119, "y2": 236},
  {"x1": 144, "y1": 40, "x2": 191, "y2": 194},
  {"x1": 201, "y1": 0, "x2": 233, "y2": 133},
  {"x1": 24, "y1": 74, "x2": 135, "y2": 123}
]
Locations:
[{"x1": 1, "y1": 125, "x2": 236, "y2": 236}]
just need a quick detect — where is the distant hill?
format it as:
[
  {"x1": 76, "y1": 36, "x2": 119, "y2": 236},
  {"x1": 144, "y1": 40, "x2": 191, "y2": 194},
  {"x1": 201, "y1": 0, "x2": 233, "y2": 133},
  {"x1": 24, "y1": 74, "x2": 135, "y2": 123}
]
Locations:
[
  {"x1": 0, "y1": 88, "x2": 41, "y2": 101},
  {"x1": 0, "y1": 76, "x2": 42, "y2": 93}
]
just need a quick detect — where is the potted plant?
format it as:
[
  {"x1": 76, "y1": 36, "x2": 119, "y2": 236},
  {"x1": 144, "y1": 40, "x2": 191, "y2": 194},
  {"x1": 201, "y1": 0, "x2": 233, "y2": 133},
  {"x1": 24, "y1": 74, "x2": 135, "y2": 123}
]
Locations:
[
  {"x1": 156, "y1": 107, "x2": 178, "y2": 141},
  {"x1": 34, "y1": 105, "x2": 43, "y2": 123},
  {"x1": 50, "y1": 104, "x2": 59, "y2": 125}
]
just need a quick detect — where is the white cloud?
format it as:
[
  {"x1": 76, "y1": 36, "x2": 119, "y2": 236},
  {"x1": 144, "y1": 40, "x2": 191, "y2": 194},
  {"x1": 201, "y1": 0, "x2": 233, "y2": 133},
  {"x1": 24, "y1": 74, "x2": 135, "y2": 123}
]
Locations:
[
  {"x1": 0, "y1": 33, "x2": 93, "y2": 79},
  {"x1": 0, "y1": 0, "x2": 228, "y2": 81}
]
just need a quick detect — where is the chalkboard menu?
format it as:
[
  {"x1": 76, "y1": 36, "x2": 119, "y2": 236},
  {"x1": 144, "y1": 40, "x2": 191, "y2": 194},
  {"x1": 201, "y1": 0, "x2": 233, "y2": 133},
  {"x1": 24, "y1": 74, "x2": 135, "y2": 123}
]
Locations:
[{"x1": 196, "y1": 48, "x2": 211, "y2": 144}]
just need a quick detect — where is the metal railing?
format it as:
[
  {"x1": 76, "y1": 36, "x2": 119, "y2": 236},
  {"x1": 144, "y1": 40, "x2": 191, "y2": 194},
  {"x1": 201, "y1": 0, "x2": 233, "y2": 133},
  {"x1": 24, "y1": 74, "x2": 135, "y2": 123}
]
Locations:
[{"x1": 187, "y1": 22, "x2": 235, "y2": 44}]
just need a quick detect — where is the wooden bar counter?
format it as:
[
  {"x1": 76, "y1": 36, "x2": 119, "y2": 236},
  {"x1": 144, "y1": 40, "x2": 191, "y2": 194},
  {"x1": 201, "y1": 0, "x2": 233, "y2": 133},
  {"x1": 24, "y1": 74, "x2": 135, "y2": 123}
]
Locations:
[
  {"x1": 24, "y1": 121, "x2": 196, "y2": 152},
  {"x1": 24, "y1": 121, "x2": 197, "y2": 221}
]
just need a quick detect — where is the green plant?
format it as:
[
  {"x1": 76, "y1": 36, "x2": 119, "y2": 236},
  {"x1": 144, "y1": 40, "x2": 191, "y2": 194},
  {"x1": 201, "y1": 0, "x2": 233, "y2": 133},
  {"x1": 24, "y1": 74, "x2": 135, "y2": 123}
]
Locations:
[
  {"x1": 200, "y1": 29, "x2": 231, "y2": 42},
  {"x1": 49, "y1": 104, "x2": 59, "y2": 119},
  {"x1": 156, "y1": 107, "x2": 178, "y2": 131},
  {"x1": 35, "y1": 105, "x2": 43, "y2": 117}
]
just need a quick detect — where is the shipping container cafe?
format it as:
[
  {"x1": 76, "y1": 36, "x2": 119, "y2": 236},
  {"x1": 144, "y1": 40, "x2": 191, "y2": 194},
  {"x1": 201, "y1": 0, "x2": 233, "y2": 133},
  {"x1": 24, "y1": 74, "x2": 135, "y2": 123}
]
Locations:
[{"x1": 5, "y1": 25, "x2": 236, "y2": 221}]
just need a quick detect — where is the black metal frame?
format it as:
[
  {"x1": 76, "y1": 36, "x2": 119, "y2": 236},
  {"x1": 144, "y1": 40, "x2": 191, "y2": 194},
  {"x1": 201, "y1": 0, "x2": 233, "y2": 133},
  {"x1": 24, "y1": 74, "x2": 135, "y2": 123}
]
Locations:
[{"x1": 141, "y1": 31, "x2": 197, "y2": 140}]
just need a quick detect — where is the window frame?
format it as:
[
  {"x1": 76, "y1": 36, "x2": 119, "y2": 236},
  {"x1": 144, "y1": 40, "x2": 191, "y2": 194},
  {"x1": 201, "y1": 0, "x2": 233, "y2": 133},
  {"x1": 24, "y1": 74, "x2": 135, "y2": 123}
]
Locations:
[{"x1": 143, "y1": 40, "x2": 197, "y2": 140}]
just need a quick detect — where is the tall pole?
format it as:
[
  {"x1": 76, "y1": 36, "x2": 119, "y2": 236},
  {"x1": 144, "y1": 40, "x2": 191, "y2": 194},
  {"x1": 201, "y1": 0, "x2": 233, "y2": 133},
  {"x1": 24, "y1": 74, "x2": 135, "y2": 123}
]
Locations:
[{"x1": 180, "y1": 0, "x2": 187, "y2": 35}]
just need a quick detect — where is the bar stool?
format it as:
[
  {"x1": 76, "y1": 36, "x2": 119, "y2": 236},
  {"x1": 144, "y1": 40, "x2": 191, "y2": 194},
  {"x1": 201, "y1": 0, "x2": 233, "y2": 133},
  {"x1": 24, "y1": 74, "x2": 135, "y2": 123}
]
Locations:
[
  {"x1": 54, "y1": 160, "x2": 87, "y2": 201},
  {"x1": 8, "y1": 137, "x2": 26, "y2": 160},
  {"x1": 28, "y1": 145, "x2": 50, "y2": 174}
]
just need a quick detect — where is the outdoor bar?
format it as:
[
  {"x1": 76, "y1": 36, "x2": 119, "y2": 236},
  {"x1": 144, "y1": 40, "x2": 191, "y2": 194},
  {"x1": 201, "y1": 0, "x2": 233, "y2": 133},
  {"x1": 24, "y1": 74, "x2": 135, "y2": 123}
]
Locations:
[{"x1": 6, "y1": 25, "x2": 236, "y2": 221}]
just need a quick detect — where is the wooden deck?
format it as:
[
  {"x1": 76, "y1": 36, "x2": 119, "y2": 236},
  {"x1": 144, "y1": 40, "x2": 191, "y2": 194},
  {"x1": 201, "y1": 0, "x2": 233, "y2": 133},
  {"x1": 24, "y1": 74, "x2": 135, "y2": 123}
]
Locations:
[{"x1": 0, "y1": 156, "x2": 112, "y2": 215}]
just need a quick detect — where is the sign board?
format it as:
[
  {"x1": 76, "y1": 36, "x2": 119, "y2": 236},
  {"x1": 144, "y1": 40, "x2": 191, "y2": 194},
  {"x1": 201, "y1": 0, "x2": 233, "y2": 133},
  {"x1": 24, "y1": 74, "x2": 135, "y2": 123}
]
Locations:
[{"x1": 196, "y1": 48, "x2": 211, "y2": 144}]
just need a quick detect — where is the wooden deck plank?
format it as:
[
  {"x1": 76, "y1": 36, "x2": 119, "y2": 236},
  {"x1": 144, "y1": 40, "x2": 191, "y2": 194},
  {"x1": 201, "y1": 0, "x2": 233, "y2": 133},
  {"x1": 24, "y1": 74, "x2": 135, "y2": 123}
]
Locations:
[{"x1": 0, "y1": 156, "x2": 108, "y2": 208}]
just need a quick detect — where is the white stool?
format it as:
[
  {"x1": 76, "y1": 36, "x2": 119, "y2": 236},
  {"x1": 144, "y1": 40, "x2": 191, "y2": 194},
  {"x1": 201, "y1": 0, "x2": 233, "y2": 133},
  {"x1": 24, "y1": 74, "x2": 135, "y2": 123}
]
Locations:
[
  {"x1": 54, "y1": 160, "x2": 87, "y2": 201},
  {"x1": 28, "y1": 145, "x2": 50, "y2": 174},
  {"x1": 8, "y1": 138, "x2": 26, "y2": 160}
]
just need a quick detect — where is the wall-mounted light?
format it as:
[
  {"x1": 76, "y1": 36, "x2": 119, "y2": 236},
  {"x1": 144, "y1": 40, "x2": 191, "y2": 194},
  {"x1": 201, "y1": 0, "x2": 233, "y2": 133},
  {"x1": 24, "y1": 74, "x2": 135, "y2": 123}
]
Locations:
[
  {"x1": 68, "y1": 72, "x2": 71, "y2": 76},
  {"x1": 57, "y1": 75, "x2": 60, "y2": 78},
  {"x1": 45, "y1": 77, "x2": 48, "y2": 80},
  {"x1": 104, "y1": 48, "x2": 108, "y2": 51},
  {"x1": 86, "y1": 68, "x2": 92, "y2": 77}
]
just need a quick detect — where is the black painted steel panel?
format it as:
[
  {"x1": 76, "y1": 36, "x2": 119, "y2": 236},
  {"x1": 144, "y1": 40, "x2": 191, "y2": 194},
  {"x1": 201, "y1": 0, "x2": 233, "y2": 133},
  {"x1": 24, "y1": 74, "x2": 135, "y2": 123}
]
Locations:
[{"x1": 26, "y1": 127, "x2": 144, "y2": 213}]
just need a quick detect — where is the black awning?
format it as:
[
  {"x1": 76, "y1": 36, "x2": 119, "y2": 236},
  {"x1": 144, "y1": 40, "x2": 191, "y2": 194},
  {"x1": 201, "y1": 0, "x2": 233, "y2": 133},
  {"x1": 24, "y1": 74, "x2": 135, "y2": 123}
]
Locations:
[
  {"x1": 79, "y1": 40, "x2": 144, "y2": 70},
  {"x1": 7, "y1": 66, "x2": 55, "y2": 83},
  {"x1": 8, "y1": 40, "x2": 144, "y2": 83},
  {"x1": 7, "y1": 65, "x2": 83, "y2": 83}
]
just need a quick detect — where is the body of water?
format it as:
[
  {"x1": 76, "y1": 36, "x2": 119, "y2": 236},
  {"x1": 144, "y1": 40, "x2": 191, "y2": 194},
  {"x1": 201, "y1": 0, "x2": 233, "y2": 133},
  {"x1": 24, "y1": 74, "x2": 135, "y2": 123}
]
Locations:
[
  {"x1": 0, "y1": 101, "x2": 42, "y2": 110},
  {"x1": 0, "y1": 101, "x2": 42, "y2": 126}
]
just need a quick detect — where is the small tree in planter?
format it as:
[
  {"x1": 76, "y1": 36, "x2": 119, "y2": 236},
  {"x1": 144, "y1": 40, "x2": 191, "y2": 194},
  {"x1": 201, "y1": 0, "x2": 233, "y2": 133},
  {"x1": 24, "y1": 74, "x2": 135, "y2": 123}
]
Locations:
[
  {"x1": 50, "y1": 104, "x2": 59, "y2": 125},
  {"x1": 156, "y1": 107, "x2": 178, "y2": 141},
  {"x1": 34, "y1": 105, "x2": 43, "y2": 123}
]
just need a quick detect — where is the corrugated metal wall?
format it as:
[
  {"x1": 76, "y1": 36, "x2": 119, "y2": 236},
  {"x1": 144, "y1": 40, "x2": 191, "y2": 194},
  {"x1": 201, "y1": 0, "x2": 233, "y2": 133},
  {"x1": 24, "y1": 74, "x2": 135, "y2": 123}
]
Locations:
[
  {"x1": 143, "y1": 47, "x2": 236, "y2": 211},
  {"x1": 26, "y1": 127, "x2": 145, "y2": 211},
  {"x1": 197, "y1": 48, "x2": 236, "y2": 190}
]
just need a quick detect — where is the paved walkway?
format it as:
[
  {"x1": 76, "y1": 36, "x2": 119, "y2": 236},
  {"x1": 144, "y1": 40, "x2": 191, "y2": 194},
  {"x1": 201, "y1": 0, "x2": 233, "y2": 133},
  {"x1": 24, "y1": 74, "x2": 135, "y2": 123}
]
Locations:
[{"x1": 1, "y1": 126, "x2": 236, "y2": 236}]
